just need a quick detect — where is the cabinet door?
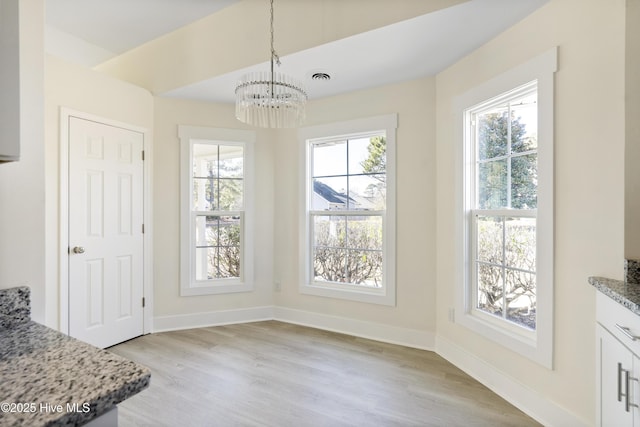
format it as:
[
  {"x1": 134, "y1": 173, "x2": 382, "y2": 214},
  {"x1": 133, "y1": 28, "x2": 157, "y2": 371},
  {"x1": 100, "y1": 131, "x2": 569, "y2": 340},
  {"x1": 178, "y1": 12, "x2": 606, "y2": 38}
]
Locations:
[
  {"x1": 634, "y1": 354, "x2": 640, "y2": 427},
  {"x1": 598, "y1": 325, "x2": 634, "y2": 427}
]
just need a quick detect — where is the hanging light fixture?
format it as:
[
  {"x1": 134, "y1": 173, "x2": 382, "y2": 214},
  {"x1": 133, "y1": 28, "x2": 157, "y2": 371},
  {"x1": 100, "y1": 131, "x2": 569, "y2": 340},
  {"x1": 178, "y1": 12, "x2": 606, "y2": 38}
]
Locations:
[{"x1": 235, "y1": 0, "x2": 307, "y2": 128}]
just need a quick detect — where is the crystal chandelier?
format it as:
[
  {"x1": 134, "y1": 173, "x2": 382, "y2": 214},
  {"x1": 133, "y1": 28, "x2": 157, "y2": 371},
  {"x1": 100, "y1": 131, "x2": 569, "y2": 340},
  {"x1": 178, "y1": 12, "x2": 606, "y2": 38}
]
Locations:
[{"x1": 235, "y1": 0, "x2": 307, "y2": 128}]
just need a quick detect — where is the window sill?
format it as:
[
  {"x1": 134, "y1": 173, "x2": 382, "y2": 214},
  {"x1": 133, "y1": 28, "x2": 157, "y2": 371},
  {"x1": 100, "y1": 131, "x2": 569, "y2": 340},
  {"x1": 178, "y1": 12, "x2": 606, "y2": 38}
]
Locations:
[
  {"x1": 455, "y1": 309, "x2": 551, "y2": 369},
  {"x1": 180, "y1": 281, "x2": 253, "y2": 297},
  {"x1": 300, "y1": 282, "x2": 395, "y2": 306}
]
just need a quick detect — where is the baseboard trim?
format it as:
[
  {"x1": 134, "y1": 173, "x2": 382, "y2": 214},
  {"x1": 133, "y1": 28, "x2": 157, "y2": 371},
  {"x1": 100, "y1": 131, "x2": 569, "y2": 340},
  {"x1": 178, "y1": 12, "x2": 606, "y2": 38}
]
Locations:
[
  {"x1": 436, "y1": 335, "x2": 588, "y2": 427},
  {"x1": 274, "y1": 306, "x2": 436, "y2": 351},
  {"x1": 153, "y1": 305, "x2": 434, "y2": 350},
  {"x1": 153, "y1": 306, "x2": 274, "y2": 333}
]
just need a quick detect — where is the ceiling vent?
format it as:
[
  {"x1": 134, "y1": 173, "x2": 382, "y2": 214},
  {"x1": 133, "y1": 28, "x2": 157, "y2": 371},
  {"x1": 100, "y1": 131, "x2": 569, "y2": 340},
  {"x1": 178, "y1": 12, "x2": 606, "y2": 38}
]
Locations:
[{"x1": 311, "y1": 72, "x2": 331, "y2": 81}]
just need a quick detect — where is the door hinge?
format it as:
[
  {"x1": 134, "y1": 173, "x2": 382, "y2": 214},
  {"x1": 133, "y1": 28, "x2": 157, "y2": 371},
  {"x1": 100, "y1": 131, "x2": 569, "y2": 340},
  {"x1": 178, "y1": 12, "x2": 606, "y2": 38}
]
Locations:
[
  {"x1": 142, "y1": 150, "x2": 145, "y2": 161},
  {"x1": 142, "y1": 224, "x2": 145, "y2": 234},
  {"x1": 142, "y1": 297, "x2": 145, "y2": 308}
]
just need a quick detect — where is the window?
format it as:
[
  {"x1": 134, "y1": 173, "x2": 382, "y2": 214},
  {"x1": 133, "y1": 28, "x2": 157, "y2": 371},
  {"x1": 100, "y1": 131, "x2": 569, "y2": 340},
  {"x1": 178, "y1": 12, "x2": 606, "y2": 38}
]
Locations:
[
  {"x1": 471, "y1": 82, "x2": 538, "y2": 331},
  {"x1": 179, "y1": 126, "x2": 254, "y2": 296},
  {"x1": 300, "y1": 114, "x2": 397, "y2": 306},
  {"x1": 456, "y1": 48, "x2": 556, "y2": 368}
]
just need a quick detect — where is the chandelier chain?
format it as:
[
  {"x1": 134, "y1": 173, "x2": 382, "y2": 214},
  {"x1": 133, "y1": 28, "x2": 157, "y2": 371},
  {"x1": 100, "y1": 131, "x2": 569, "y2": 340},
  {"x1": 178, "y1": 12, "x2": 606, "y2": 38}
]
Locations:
[{"x1": 270, "y1": 0, "x2": 280, "y2": 68}]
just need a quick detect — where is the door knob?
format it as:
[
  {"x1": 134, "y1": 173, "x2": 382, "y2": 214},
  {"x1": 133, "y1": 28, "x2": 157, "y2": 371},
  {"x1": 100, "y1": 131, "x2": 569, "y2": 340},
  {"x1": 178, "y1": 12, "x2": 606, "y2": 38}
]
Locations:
[{"x1": 73, "y1": 246, "x2": 85, "y2": 254}]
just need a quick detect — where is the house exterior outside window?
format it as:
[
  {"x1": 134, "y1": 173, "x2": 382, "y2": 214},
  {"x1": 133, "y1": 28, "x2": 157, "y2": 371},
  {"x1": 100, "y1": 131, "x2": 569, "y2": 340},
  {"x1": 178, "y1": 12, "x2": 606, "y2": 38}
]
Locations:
[
  {"x1": 299, "y1": 114, "x2": 397, "y2": 306},
  {"x1": 455, "y1": 48, "x2": 557, "y2": 368},
  {"x1": 179, "y1": 126, "x2": 255, "y2": 296}
]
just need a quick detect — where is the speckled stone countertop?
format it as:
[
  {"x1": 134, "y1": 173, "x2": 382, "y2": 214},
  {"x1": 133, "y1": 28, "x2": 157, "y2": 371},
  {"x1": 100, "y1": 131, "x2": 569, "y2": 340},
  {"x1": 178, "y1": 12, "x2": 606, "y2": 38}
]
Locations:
[
  {"x1": 0, "y1": 286, "x2": 30, "y2": 328},
  {"x1": 0, "y1": 287, "x2": 150, "y2": 426},
  {"x1": 589, "y1": 276, "x2": 640, "y2": 316}
]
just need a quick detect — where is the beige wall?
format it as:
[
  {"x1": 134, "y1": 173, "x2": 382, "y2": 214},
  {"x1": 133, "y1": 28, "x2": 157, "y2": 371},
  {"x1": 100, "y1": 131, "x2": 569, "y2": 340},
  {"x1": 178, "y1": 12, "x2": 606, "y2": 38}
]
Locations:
[
  {"x1": 626, "y1": 0, "x2": 640, "y2": 260},
  {"x1": 435, "y1": 0, "x2": 625, "y2": 423},
  {"x1": 149, "y1": 77, "x2": 437, "y2": 333},
  {"x1": 273, "y1": 77, "x2": 437, "y2": 334},
  {"x1": 0, "y1": 0, "x2": 45, "y2": 322},
  {"x1": 44, "y1": 55, "x2": 154, "y2": 328},
  {"x1": 152, "y1": 97, "x2": 275, "y2": 317},
  {"x1": 135, "y1": 80, "x2": 437, "y2": 333}
]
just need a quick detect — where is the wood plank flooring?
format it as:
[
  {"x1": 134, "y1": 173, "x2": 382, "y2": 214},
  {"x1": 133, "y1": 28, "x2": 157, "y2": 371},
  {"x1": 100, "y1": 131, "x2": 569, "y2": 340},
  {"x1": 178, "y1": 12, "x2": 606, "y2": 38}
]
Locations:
[{"x1": 108, "y1": 321, "x2": 540, "y2": 427}]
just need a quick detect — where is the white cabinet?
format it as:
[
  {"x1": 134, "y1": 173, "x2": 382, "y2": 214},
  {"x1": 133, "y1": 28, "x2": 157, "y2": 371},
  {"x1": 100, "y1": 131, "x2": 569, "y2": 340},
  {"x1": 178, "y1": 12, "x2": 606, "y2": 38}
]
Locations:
[
  {"x1": 597, "y1": 325, "x2": 637, "y2": 426},
  {"x1": 597, "y1": 292, "x2": 640, "y2": 426},
  {"x1": 0, "y1": 0, "x2": 20, "y2": 161}
]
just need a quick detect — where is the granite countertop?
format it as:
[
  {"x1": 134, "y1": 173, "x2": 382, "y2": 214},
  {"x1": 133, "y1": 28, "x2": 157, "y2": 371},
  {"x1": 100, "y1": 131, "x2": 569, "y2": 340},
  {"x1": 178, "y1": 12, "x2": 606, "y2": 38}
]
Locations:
[
  {"x1": 0, "y1": 287, "x2": 150, "y2": 426},
  {"x1": 589, "y1": 276, "x2": 640, "y2": 316}
]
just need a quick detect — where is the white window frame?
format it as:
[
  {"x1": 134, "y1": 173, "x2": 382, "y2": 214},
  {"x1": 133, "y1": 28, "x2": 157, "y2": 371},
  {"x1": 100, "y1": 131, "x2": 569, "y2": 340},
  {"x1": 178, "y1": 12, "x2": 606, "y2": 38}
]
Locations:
[
  {"x1": 179, "y1": 125, "x2": 255, "y2": 296},
  {"x1": 454, "y1": 48, "x2": 557, "y2": 368},
  {"x1": 299, "y1": 114, "x2": 397, "y2": 306}
]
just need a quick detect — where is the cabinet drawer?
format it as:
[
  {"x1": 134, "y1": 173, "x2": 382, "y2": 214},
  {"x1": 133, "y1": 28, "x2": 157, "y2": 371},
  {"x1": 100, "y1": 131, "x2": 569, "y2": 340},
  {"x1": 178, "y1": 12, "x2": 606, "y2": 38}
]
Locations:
[{"x1": 597, "y1": 292, "x2": 640, "y2": 356}]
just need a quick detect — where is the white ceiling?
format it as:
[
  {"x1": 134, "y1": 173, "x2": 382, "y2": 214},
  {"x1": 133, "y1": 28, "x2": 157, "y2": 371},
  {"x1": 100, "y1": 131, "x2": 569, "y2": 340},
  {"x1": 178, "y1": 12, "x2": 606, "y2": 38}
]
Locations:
[
  {"x1": 45, "y1": 0, "x2": 548, "y2": 103},
  {"x1": 46, "y1": 0, "x2": 239, "y2": 55}
]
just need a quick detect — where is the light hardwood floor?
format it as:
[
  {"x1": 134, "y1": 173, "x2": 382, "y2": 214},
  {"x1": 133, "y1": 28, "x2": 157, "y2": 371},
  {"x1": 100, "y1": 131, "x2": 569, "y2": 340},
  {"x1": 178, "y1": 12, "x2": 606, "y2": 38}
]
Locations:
[{"x1": 109, "y1": 321, "x2": 540, "y2": 427}]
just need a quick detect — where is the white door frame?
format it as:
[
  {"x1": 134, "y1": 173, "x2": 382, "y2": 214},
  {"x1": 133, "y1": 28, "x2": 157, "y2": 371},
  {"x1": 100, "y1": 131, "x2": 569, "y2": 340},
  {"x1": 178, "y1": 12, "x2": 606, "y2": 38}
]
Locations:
[{"x1": 59, "y1": 107, "x2": 153, "y2": 336}]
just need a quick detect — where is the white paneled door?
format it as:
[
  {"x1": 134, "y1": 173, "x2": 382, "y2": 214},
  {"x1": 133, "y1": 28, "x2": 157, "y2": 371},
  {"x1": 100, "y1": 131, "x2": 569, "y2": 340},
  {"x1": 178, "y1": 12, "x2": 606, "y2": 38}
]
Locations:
[{"x1": 68, "y1": 117, "x2": 144, "y2": 348}]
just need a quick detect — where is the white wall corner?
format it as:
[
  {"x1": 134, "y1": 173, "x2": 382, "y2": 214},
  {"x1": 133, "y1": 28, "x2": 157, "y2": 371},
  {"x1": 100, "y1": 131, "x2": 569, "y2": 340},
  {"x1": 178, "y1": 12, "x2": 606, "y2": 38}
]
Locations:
[
  {"x1": 153, "y1": 306, "x2": 275, "y2": 333},
  {"x1": 435, "y1": 335, "x2": 588, "y2": 427},
  {"x1": 274, "y1": 306, "x2": 435, "y2": 351}
]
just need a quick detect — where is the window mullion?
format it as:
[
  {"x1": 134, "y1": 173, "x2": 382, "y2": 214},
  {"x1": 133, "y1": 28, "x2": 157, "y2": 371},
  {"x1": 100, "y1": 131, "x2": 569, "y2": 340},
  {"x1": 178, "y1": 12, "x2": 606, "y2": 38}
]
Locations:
[
  {"x1": 472, "y1": 208, "x2": 536, "y2": 217},
  {"x1": 501, "y1": 216, "x2": 507, "y2": 320},
  {"x1": 345, "y1": 139, "x2": 350, "y2": 283},
  {"x1": 344, "y1": 216, "x2": 349, "y2": 282},
  {"x1": 346, "y1": 139, "x2": 350, "y2": 209},
  {"x1": 473, "y1": 115, "x2": 479, "y2": 209},
  {"x1": 310, "y1": 212, "x2": 315, "y2": 283},
  {"x1": 309, "y1": 210, "x2": 385, "y2": 216},
  {"x1": 507, "y1": 102, "x2": 512, "y2": 209},
  {"x1": 216, "y1": 145, "x2": 220, "y2": 212}
]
